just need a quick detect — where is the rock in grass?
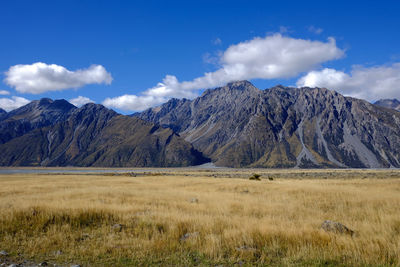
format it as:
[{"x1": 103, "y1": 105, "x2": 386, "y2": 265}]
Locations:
[
  {"x1": 0, "y1": 251, "x2": 7, "y2": 256},
  {"x1": 190, "y1": 198, "x2": 199, "y2": 203},
  {"x1": 71, "y1": 265, "x2": 81, "y2": 267},
  {"x1": 38, "y1": 262, "x2": 48, "y2": 266},
  {"x1": 180, "y1": 232, "x2": 199, "y2": 241},
  {"x1": 321, "y1": 220, "x2": 355, "y2": 236},
  {"x1": 112, "y1": 223, "x2": 124, "y2": 232}
]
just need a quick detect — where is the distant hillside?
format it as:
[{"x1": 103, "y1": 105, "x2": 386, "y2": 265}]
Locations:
[
  {"x1": 374, "y1": 99, "x2": 400, "y2": 111},
  {"x1": 0, "y1": 102, "x2": 208, "y2": 167},
  {"x1": 139, "y1": 81, "x2": 400, "y2": 168}
]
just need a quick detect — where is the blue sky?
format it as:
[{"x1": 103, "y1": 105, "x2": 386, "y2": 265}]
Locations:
[{"x1": 1, "y1": 0, "x2": 400, "y2": 113}]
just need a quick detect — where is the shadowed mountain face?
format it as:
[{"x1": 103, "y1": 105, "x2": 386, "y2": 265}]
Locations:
[
  {"x1": 0, "y1": 98, "x2": 76, "y2": 144},
  {"x1": 0, "y1": 108, "x2": 6, "y2": 121},
  {"x1": 374, "y1": 99, "x2": 400, "y2": 111},
  {"x1": 0, "y1": 102, "x2": 208, "y2": 167},
  {"x1": 139, "y1": 81, "x2": 400, "y2": 168}
]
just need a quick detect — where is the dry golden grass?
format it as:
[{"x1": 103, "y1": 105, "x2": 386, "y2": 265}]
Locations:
[{"x1": 0, "y1": 169, "x2": 400, "y2": 266}]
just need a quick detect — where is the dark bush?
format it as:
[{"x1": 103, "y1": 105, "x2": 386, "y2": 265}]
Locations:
[{"x1": 249, "y1": 174, "x2": 261, "y2": 181}]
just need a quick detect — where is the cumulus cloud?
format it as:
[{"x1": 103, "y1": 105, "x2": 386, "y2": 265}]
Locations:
[
  {"x1": 296, "y1": 63, "x2": 400, "y2": 101},
  {"x1": 104, "y1": 34, "x2": 344, "y2": 111},
  {"x1": 0, "y1": 90, "x2": 10, "y2": 95},
  {"x1": 0, "y1": 96, "x2": 30, "y2": 111},
  {"x1": 103, "y1": 75, "x2": 200, "y2": 111},
  {"x1": 69, "y1": 96, "x2": 95, "y2": 107},
  {"x1": 4, "y1": 62, "x2": 112, "y2": 94},
  {"x1": 103, "y1": 94, "x2": 164, "y2": 111}
]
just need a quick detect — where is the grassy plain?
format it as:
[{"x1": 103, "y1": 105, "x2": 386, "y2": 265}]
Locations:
[{"x1": 0, "y1": 169, "x2": 400, "y2": 266}]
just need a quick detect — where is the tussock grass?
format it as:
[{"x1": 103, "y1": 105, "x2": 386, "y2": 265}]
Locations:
[{"x1": 0, "y1": 170, "x2": 399, "y2": 266}]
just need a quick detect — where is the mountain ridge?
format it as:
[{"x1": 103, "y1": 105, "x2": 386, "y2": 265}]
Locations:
[
  {"x1": 0, "y1": 98, "x2": 76, "y2": 144},
  {"x1": 138, "y1": 81, "x2": 400, "y2": 168},
  {"x1": 0, "y1": 102, "x2": 208, "y2": 167},
  {"x1": 1, "y1": 81, "x2": 400, "y2": 168}
]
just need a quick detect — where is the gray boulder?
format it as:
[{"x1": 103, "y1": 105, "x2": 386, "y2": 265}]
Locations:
[
  {"x1": 180, "y1": 232, "x2": 199, "y2": 241},
  {"x1": 321, "y1": 220, "x2": 355, "y2": 236}
]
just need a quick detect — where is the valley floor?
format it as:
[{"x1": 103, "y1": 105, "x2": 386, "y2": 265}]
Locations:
[{"x1": 0, "y1": 169, "x2": 399, "y2": 266}]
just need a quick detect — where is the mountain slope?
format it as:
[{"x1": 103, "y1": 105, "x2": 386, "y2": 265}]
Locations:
[
  {"x1": 0, "y1": 98, "x2": 76, "y2": 144},
  {"x1": 374, "y1": 99, "x2": 400, "y2": 111},
  {"x1": 0, "y1": 108, "x2": 6, "y2": 121},
  {"x1": 139, "y1": 81, "x2": 400, "y2": 168},
  {"x1": 0, "y1": 103, "x2": 207, "y2": 167}
]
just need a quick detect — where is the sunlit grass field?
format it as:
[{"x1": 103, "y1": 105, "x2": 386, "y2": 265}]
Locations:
[{"x1": 0, "y1": 169, "x2": 400, "y2": 266}]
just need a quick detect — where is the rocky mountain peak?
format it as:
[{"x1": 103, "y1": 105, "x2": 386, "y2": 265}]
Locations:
[
  {"x1": 68, "y1": 103, "x2": 118, "y2": 126},
  {"x1": 200, "y1": 80, "x2": 259, "y2": 98},
  {"x1": 374, "y1": 98, "x2": 400, "y2": 111},
  {"x1": 158, "y1": 98, "x2": 190, "y2": 111},
  {"x1": 222, "y1": 80, "x2": 260, "y2": 95},
  {"x1": 79, "y1": 102, "x2": 111, "y2": 112},
  {"x1": 8, "y1": 98, "x2": 76, "y2": 118},
  {"x1": 51, "y1": 99, "x2": 76, "y2": 110},
  {"x1": 269, "y1": 84, "x2": 290, "y2": 91},
  {"x1": 38, "y1": 97, "x2": 53, "y2": 105},
  {"x1": 0, "y1": 98, "x2": 77, "y2": 144},
  {"x1": 226, "y1": 80, "x2": 258, "y2": 90}
]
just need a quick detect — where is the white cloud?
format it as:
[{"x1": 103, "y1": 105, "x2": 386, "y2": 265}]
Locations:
[
  {"x1": 4, "y1": 62, "x2": 112, "y2": 94},
  {"x1": 297, "y1": 68, "x2": 348, "y2": 89},
  {"x1": 104, "y1": 34, "x2": 344, "y2": 111},
  {"x1": 103, "y1": 94, "x2": 164, "y2": 111},
  {"x1": 103, "y1": 75, "x2": 199, "y2": 111},
  {"x1": 69, "y1": 96, "x2": 95, "y2": 107},
  {"x1": 0, "y1": 90, "x2": 10, "y2": 95},
  {"x1": 0, "y1": 96, "x2": 30, "y2": 111},
  {"x1": 296, "y1": 63, "x2": 400, "y2": 101},
  {"x1": 308, "y1": 26, "x2": 323, "y2": 34}
]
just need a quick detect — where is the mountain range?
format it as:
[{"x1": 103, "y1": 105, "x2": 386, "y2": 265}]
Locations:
[
  {"x1": 1, "y1": 81, "x2": 400, "y2": 168},
  {"x1": 0, "y1": 100, "x2": 207, "y2": 167},
  {"x1": 138, "y1": 81, "x2": 400, "y2": 168}
]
